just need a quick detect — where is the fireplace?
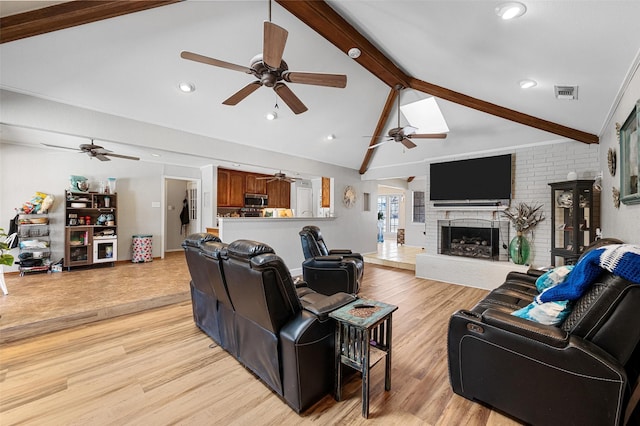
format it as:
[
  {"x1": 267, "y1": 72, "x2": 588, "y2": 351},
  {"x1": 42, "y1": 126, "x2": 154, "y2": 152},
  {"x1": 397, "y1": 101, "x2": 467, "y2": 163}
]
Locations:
[{"x1": 438, "y1": 219, "x2": 509, "y2": 261}]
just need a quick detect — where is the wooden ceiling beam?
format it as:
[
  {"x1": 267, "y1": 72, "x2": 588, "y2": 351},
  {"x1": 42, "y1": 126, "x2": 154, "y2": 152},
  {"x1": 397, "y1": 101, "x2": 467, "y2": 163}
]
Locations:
[
  {"x1": 409, "y1": 78, "x2": 599, "y2": 145},
  {"x1": 0, "y1": 0, "x2": 182, "y2": 44},
  {"x1": 359, "y1": 87, "x2": 398, "y2": 174},
  {"x1": 275, "y1": 0, "x2": 411, "y2": 88}
]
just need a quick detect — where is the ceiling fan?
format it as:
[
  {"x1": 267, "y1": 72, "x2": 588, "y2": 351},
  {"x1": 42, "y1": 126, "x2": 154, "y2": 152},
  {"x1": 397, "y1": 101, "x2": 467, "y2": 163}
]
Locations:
[
  {"x1": 369, "y1": 86, "x2": 447, "y2": 150},
  {"x1": 43, "y1": 140, "x2": 140, "y2": 161},
  {"x1": 256, "y1": 171, "x2": 296, "y2": 183},
  {"x1": 180, "y1": 9, "x2": 347, "y2": 114}
]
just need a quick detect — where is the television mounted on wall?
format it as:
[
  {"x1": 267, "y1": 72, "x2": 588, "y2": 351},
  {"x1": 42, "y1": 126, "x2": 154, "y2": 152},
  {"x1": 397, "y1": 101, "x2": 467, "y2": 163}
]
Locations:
[{"x1": 429, "y1": 154, "x2": 512, "y2": 204}]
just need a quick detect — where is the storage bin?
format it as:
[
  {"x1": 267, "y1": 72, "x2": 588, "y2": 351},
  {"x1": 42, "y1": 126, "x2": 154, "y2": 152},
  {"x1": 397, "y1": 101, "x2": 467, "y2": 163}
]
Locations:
[{"x1": 132, "y1": 234, "x2": 153, "y2": 263}]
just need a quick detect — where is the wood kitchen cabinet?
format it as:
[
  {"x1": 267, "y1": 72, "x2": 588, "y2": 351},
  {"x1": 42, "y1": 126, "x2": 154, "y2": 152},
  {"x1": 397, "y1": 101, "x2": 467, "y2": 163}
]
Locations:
[
  {"x1": 218, "y1": 168, "x2": 246, "y2": 207},
  {"x1": 218, "y1": 168, "x2": 289, "y2": 208},
  {"x1": 217, "y1": 169, "x2": 230, "y2": 206},
  {"x1": 246, "y1": 174, "x2": 267, "y2": 195},
  {"x1": 321, "y1": 177, "x2": 330, "y2": 208},
  {"x1": 228, "y1": 171, "x2": 245, "y2": 207},
  {"x1": 267, "y1": 180, "x2": 291, "y2": 208}
]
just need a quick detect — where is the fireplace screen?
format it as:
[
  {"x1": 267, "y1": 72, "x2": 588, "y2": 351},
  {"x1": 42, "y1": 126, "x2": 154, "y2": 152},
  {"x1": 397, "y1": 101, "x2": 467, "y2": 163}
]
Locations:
[{"x1": 438, "y1": 219, "x2": 509, "y2": 261}]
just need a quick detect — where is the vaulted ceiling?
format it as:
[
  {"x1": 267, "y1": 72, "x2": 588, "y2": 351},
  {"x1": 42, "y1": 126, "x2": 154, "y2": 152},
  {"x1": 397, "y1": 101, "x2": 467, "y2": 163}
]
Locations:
[{"x1": 1, "y1": 1, "x2": 639, "y2": 180}]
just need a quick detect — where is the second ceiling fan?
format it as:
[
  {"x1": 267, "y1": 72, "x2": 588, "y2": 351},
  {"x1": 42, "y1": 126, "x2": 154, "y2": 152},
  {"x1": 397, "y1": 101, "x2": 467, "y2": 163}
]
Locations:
[
  {"x1": 181, "y1": 9, "x2": 347, "y2": 115},
  {"x1": 369, "y1": 86, "x2": 448, "y2": 150}
]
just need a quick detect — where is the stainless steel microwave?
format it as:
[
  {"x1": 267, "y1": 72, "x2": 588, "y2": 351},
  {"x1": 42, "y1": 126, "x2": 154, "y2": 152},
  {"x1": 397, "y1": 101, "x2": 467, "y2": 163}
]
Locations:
[{"x1": 245, "y1": 193, "x2": 268, "y2": 207}]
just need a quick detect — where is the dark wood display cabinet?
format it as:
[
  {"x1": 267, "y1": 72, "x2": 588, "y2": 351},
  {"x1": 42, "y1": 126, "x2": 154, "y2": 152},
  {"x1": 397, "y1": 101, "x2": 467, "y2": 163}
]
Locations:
[
  {"x1": 64, "y1": 190, "x2": 118, "y2": 270},
  {"x1": 549, "y1": 180, "x2": 600, "y2": 266}
]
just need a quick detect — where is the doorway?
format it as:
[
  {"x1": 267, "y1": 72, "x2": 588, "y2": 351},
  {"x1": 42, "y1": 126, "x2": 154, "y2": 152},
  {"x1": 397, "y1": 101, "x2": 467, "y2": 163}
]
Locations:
[
  {"x1": 377, "y1": 185, "x2": 406, "y2": 241},
  {"x1": 163, "y1": 177, "x2": 201, "y2": 256}
]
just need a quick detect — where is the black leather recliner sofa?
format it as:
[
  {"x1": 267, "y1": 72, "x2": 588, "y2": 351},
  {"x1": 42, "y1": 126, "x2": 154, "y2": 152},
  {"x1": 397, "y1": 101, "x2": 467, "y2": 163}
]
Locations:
[
  {"x1": 299, "y1": 225, "x2": 363, "y2": 295},
  {"x1": 182, "y1": 234, "x2": 356, "y2": 413},
  {"x1": 448, "y1": 240, "x2": 640, "y2": 425}
]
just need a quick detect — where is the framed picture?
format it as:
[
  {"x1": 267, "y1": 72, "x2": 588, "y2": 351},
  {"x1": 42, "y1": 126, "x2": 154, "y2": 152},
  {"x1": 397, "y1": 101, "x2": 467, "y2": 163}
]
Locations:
[{"x1": 619, "y1": 99, "x2": 640, "y2": 205}]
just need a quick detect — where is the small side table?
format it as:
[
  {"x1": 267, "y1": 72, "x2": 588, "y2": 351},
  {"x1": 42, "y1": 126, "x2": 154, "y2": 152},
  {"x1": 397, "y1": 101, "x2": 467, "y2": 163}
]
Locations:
[{"x1": 329, "y1": 299, "x2": 398, "y2": 418}]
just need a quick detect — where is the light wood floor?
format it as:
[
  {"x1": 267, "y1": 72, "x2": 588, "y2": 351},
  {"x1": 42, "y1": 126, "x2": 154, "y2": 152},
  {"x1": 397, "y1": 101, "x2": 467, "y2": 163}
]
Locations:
[
  {"x1": 0, "y1": 255, "x2": 523, "y2": 425},
  {"x1": 363, "y1": 241, "x2": 423, "y2": 271}
]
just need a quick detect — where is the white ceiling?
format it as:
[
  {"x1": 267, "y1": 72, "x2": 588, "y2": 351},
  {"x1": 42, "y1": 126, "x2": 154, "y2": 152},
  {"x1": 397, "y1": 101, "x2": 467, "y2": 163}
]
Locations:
[{"x1": 1, "y1": 1, "x2": 639, "y2": 179}]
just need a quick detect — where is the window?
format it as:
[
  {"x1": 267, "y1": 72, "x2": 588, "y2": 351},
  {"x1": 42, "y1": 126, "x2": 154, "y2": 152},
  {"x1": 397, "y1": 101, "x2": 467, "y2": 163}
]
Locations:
[
  {"x1": 413, "y1": 191, "x2": 425, "y2": 223},
  {"x1": 378, "y1": 194, "x2": 400, "y2": 233}
]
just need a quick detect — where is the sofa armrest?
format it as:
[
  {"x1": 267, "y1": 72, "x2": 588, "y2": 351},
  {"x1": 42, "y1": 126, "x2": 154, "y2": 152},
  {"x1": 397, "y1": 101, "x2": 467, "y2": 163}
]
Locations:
[
  {"x1": 481, "y1": 308, "x2": 569, "y2": 348},
  {"x1": 302, "y1": 292, "x2": 356, "y2": 320},
  {"x1": 328, "y1": 249, "x2": 353, "y2": 255},
  {"x1": 313, "y1": 255, "x2": 345, "y2": 262}
]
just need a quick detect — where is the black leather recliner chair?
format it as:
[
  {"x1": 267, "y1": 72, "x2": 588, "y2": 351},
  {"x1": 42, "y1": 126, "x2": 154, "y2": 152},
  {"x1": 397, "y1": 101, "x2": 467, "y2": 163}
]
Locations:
[
  {"x1": 299, "y1": 225, "x2": 363, "y2": 295},
  {"x1": 448, "y1": 240, "x2": 640, "y2": 426},
  {"x1": 183, "y1": 235, "x2": 356, "y2": 413},
  {"x1": 182, "y1": 233, "x2": 224, "y2": 344}
]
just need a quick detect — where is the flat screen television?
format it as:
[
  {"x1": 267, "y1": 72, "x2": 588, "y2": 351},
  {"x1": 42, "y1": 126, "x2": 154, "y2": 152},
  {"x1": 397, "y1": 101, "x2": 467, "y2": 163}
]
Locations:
[{"x1": 429, "y1": 154, "x2": 512, "y2": 202}]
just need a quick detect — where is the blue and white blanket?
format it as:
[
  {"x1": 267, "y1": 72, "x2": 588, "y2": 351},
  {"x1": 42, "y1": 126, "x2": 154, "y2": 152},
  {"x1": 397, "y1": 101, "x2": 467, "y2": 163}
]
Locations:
[
  {"x1": 512, "y1": 244, "x2": 640, "y2": 325},
  {"x1": 536, "y1": 244, "x2": 640, "y2": 304}
]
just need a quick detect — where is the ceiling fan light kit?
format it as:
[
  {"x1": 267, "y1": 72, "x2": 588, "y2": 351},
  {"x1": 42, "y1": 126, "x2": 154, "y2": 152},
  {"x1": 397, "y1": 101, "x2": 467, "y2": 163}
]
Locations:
[
  {"x1": 495, "y1": 2, "x2": 527, "y2": 20},
  {"x1": 266, "y1": 111, "x2": 277, "y2": 120}
]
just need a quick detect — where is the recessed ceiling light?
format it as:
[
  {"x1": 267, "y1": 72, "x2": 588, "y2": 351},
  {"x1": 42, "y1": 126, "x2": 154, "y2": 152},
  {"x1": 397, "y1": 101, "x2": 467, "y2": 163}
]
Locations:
[
  {"x1": 266, "y1": 111, "x2": 277, "y2": 120},
  {"x1": 519, "y1": 79, "x2": 537, "y2": 89},
  {"x1": 348, "y1": 47, "x2": 361, "y2": 59},
  {"x1": 495, "y1": 2, "x2": 527, "y2": 20},
  {"x1": 150, "y1": 153, "x2": 161, "y2": 157},
  {"x1": 327, "y1": 134, "x2": 336, "y2": 140},
  {"x1": 178, "y1": 82, "x2": 195, "y2": 93}
]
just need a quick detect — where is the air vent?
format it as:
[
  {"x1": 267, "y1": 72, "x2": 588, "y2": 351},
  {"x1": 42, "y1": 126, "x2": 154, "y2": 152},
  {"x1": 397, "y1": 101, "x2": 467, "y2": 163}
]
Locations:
[{"x1": 555, "y1": 85, "x2": 578, "y2": 100}]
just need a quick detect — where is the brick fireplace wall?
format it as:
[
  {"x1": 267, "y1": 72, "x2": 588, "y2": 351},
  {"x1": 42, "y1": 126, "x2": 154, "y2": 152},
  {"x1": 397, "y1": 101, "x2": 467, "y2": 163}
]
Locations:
[{"x1": 407, "y1": 140, "x2": 600, "y2": 268}]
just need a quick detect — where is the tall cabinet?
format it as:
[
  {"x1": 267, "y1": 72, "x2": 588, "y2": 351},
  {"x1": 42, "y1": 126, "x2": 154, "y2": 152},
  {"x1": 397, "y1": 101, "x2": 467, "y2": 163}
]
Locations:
[
  {"x1": 549, "y1": 180, "x2": 600, "y2": 266},
  {"x1": 64, "y1": 191, "x2": 118, "y2": 270}
]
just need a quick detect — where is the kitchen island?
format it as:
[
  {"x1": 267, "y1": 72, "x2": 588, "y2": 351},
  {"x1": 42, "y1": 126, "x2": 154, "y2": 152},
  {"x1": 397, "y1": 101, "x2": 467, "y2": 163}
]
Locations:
[{"x1": 218, "y1": 217, "x2": 337, "y2": 275}]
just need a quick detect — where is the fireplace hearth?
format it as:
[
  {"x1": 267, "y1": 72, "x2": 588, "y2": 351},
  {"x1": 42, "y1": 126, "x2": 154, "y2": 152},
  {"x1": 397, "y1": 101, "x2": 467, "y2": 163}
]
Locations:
[{"x1": 438, "y1": 219, "x2": 509, "y2": 261}]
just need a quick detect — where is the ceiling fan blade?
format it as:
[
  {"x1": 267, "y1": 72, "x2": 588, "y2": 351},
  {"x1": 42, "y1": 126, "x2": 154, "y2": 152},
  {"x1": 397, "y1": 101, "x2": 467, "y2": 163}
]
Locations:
[
  {"x1": 409, "y1": 133, "x2": 448, "y2": 139},
  {"x1": 223, "y1": 81, "x2": 262, "y2": 106},
  {"x1": 94, "y1": 154, "x2": 111, "y2": 161},
  {"x1": 42, "y1": 143, "x2": 81, "y2": 151},
  {"x1": 274, "y1": 82, "x2": 308, "y2": 114},
  {"x1": 368, "y1": 140, "x2": 389, "y2": 150},
  {"x1": 282, "y1": 71, "x2": 347, "y2": 88},
  {"x1": 401, "y1": 138, "x2": 417, "y2": 149},
  {"x1": 104, "y1": 152, "x2": 140, "y2": 161},
  {"x1": 263, "y1": 21, "x2": 288, "y2": 69},
  {"x1": 180, "y1": 51, "x2": 252, "y2": 74}
]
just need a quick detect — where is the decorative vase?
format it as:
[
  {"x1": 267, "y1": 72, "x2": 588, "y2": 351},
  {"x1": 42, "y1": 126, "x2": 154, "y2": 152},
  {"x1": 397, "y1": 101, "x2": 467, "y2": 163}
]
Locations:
[{"x1": 509, "y1": 232, "x2": 530, "y2": 265}]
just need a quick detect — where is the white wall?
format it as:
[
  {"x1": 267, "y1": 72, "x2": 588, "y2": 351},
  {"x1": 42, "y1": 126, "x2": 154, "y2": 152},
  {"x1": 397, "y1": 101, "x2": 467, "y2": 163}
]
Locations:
[
  {"x1": 598, "y1": 63, "x2": 640, "y2": 240},
  {"x1": 0, "y1": 143, "x2": 201, "y2": 271}
]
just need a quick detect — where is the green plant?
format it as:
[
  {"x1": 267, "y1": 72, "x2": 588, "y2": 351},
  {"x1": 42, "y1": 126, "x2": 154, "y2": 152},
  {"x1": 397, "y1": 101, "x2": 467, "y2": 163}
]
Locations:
[
  {"x1": 502, "y1": 202, "x2": 545, "y2": 234},
  {"x1": 377, "y1": 211, "x2": 384, "y2": 220},
  {"x1": 0, "y1": 228, "x2": 15, "y2": 267}
]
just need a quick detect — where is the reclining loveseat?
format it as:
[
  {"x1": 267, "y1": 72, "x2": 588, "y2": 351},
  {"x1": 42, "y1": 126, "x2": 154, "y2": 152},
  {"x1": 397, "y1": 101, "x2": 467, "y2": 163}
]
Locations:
[
  {"x1": 448, "y1": 239, "x2": 640, "y2": 425},
  {"x1": 182, "y1": 233, "x2": 356, "y2": 413}
]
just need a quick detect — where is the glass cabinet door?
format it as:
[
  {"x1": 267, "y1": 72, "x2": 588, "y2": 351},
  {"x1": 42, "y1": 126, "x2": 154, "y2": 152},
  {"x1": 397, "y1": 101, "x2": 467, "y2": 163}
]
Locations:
[{"x1": 550, "y1": 180, "x2": 597, "y2": 266}]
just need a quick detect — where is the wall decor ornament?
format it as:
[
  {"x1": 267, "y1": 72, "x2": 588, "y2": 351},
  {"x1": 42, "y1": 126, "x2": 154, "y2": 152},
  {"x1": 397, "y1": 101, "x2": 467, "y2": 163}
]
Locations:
[
  {"x1": 343, "y1": 185, "x2": 356, "y2": 208},
  {"x1": 618, "y1": 99, "x2": 640, "y2": 204},
  {"x1": 608, "y1": 147, "x2": 616, "y2": 176},
  {"x1": 613, "y1": 187, "x2": 620, "y2": 208}
]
